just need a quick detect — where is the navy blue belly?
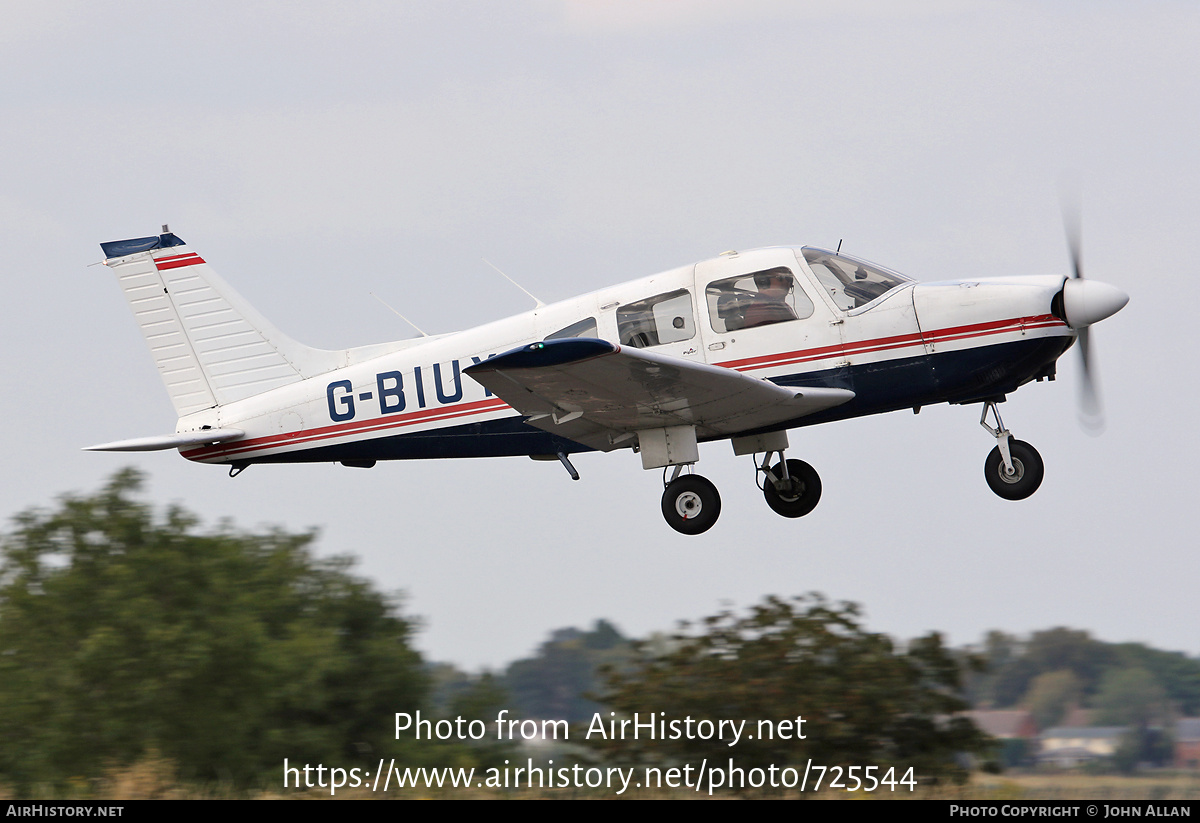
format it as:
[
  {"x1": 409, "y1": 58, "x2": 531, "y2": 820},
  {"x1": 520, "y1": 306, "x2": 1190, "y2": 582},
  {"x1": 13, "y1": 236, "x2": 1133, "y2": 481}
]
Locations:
[{"x1": 244, "y1": 336, "x2": 1070, "y2": 465}]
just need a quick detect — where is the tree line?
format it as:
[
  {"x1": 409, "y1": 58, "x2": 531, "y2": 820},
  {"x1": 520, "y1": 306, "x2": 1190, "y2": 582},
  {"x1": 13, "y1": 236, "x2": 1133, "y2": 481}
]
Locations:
[{"x1": 1, "y1": 470, "x2": 1194, "y2": 794}]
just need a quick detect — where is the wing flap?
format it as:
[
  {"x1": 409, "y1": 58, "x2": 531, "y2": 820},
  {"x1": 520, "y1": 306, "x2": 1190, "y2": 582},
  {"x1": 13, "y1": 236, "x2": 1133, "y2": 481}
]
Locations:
[{"x1": 464, "y1": 339, "x2": 853, "y2": 451}]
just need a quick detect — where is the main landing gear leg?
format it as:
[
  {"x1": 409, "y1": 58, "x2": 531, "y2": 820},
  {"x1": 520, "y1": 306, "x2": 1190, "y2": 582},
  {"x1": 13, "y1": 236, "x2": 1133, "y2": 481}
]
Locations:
[
  {"x1": 979, "y1": 400, "x2": 1044, "y2": 500},
  {"x1": 661, "y1": 464, "x2": 721, "y2": 535},
  {"x1": 757, "y1": 450, "x2": 822, "y2": 518}
]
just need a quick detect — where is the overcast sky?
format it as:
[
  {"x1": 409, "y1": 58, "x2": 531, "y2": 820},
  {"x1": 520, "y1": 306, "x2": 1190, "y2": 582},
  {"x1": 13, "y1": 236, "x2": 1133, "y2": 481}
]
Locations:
[{"x1": 2, "y1": 0, "x2": 1196, "y2": 671}]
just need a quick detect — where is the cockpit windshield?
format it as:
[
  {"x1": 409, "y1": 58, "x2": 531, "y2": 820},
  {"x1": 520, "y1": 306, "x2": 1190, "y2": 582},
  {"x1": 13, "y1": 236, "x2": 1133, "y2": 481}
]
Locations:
[{"x1": 801, "y1": 248, "x2": 912, "y2": 311}]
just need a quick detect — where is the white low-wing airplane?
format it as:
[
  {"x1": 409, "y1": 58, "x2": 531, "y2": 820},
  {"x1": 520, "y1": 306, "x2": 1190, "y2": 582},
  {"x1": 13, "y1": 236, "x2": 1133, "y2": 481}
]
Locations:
[{"x1": 88, "y1": 228, "x2": 1127, "y2": 534}]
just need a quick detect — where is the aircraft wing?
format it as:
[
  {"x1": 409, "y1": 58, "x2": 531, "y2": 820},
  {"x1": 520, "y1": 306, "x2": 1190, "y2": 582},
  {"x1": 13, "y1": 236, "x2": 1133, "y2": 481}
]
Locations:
[
  {"x1": 463, "y1": 339, "x2": 854, "y2": 452},
  {"x1": 83, "y1": 429, "x2": 245, "y2": 452}
]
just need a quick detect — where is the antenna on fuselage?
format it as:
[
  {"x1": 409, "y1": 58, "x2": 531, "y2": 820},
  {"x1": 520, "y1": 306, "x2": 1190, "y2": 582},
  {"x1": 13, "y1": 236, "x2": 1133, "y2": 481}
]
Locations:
[
  {"x1": 370, "y1": 292, "x2": 430, "y2": 337},
  {"x1": 482, "y1": 258, "x2": 545, "y2": 308},
  {"x1": 836, "y1": 239, "x2": 843, "y2": 255}
]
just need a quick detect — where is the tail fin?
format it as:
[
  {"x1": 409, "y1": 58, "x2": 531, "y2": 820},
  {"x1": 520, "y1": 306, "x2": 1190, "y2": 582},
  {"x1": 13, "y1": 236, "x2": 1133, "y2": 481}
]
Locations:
[{"x1": 101, "y1": 231, "x2": 399, "y2": 417}]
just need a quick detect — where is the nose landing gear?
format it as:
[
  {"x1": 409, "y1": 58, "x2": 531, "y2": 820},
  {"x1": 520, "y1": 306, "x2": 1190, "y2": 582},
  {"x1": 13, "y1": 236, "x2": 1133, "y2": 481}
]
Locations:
[{"x1": 980, "y1": 401, "x2": 1044, "y2": 500}]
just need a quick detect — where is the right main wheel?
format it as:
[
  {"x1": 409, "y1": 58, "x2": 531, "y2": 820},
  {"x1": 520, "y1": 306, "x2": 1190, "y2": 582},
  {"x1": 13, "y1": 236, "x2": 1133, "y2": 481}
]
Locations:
[
  {"x1": 661, "y1": 475, "x2": 721, "y2": 535},
  {"x1": 984, "y1": 440, "x2": 1044, "y2": 500},
  {"x1": 763, "y1": 459, "x2": 822, "y2": 518}
]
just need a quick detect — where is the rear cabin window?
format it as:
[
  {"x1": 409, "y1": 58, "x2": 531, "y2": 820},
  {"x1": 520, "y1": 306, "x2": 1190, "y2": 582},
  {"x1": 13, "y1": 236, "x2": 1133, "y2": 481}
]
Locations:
[
  {"x1": 545, "y1": 317, "x2": 598, "y2": 340},
  {"x1": 706, "y1": 268, "x2": 814, "y2": 333},
  {"x1": 616, "y1": 289, "x2": 695, "y2": 348}
]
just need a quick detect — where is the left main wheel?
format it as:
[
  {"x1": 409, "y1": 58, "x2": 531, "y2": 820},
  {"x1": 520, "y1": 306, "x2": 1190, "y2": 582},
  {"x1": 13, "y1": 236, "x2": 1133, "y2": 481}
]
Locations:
[{"x1": 661, "y1": 475, "x2": 722, "y2": 535}]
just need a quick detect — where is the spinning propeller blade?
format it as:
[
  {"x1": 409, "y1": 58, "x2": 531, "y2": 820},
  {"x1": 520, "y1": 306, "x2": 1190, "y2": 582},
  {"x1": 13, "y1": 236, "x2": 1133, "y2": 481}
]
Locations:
[{"x1": 1061, "y1": 195, "x2": 1104, "y2": 435}]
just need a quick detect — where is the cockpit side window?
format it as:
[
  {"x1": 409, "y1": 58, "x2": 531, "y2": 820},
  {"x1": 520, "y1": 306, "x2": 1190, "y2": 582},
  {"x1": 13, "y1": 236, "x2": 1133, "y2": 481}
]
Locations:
[
  {"x1": 616, "y1": 289, "x2": 695, "y2": 348},
  {"x1": 706, "y1": 267, "x2": 814, "y2": 333},
  {"x1": 802, "y1": 248, "x2": 911, "y2": 311},
  {"x1": 545, "y1": 317, "x2": 598, "y2": 340}
]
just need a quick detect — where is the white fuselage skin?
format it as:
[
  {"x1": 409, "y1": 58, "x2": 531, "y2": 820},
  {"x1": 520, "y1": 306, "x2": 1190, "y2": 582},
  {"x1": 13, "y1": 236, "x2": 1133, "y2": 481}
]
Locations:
[{"x1": 174, "y1": 245, "x2": 1077, "y2": 467}]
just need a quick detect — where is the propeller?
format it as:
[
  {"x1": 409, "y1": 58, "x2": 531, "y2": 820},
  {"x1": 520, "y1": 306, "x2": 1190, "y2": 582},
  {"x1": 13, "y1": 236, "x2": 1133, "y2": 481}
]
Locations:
[
  {"x1": 1060, "y1": 199, "x2": 1100, "y2": 433},
  {"x1": 1058, "y1": 195, "x2": 1128, "y2": 435}
]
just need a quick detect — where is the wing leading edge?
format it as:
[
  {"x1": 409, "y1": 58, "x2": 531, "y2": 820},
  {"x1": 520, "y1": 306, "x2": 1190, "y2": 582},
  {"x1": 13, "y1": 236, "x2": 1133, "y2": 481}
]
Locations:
[{"x1": 463, "y1": 339, "x2": 854, "y2": 452}]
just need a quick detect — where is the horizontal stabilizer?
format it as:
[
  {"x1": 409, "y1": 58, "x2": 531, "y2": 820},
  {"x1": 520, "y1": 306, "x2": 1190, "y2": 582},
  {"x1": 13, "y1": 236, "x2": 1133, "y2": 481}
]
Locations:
[{"x1": 84, "y1": 429, "x2": 245, "y2": 452}]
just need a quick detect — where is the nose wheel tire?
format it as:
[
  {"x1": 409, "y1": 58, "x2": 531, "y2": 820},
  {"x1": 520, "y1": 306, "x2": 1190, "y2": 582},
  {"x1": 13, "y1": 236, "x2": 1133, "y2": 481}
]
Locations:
[
  {"x1": 661, "y1": 475, "x2": 721, "y2": 535},
  {"x1": 984, "y1": 440, "x2": 1044, "y2": 500},
  {"x1": 763, "y1": 459, "x2": 822, "y2": 518}
]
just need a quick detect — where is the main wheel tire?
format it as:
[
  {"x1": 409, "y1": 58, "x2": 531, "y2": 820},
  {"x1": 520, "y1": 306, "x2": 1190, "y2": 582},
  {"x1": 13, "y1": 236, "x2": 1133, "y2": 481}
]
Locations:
[
  {"x1": 661, "y1": 475, "x2": 722, "y2": 535},
  {"x1": 763, "y1": 458, "x2": 822, "y2": 518},
  {"x1": 984, "y1": 440, "x2": 1044, "y2": 500}
]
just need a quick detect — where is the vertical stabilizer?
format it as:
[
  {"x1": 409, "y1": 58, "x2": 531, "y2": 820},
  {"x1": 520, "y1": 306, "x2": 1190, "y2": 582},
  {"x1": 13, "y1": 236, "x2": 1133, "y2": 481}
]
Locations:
[{"x1": 100, "y1": 232, "x2": 360, "y2": 417}]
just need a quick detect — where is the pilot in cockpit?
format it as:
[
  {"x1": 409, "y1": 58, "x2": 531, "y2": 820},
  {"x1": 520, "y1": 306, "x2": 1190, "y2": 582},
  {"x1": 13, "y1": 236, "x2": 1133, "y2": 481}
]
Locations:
[{"x1": 743, "y1": 270, "x2": 797, "y2": 329}]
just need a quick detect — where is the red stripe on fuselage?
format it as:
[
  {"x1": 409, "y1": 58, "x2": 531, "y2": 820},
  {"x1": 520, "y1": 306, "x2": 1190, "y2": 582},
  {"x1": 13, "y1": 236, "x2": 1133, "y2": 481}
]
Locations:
[
  {"x1": 181, "y1": 396, "x2": 511, "y2": 461},
  {"x1": 188, "y1": 313, "x2": 1068, "y2": 462},
  {"x1": 716, "y1": 314, "x2": 1066, "y2": 372}
]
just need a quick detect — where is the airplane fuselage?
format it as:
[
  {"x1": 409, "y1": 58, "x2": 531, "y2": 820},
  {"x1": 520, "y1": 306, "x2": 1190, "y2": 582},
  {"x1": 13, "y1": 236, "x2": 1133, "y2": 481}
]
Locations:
[{"x1": 172, "y1": 246, "x2": 1073, "y2": 468}]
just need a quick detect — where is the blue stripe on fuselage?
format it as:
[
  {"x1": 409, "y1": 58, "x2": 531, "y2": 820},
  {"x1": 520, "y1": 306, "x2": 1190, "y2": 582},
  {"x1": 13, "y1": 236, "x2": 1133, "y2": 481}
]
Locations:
[{"x1": 238, "y1": 335, "x2": 1071, "y2": 465}]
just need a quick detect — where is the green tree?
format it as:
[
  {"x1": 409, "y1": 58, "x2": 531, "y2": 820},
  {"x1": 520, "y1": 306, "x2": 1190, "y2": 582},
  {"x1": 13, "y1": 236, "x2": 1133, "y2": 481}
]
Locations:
[
  {"x1": 1112, "y1": 643, "x2": 1200, "y2": 716},
  {"x1": 1092, "y1": 667, "x2": 1170, "y2": 728},
  {"x1": 504, "y1": 620, "x2": 631, "y2": 724},
  {"x1": 594, "y1": 595, "x2": 990, "y2": 790},
  {"x1": 983, "y1": 627, "x2": 1113, "y2": 708},
  {"x1": 0, "y1": 469, "x2": 427, "y2": 791},
  {"x1": 446, "y1": 673, "x2": 518, "y2": 768},
  {"x1": 1024, "y1": 629, "x2": 1113, "y2": 686},
  {"x1": 1022, "y1": 670, "x2": 1083, "y2": 730},
  {"x1": 1112, "y1": 727, "x2": 1174, "y2": 774},
  {"x1": 967, "y1": 630, "x2": 1021, "y2": 706}
]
